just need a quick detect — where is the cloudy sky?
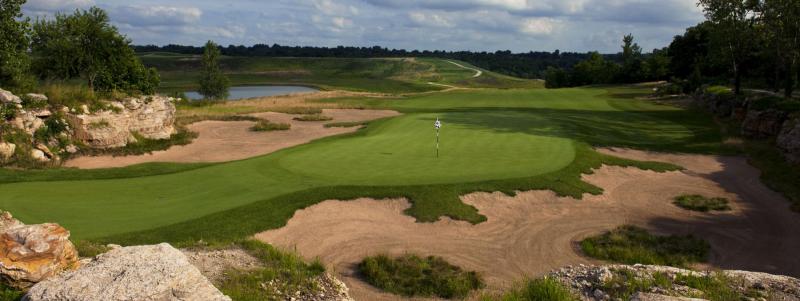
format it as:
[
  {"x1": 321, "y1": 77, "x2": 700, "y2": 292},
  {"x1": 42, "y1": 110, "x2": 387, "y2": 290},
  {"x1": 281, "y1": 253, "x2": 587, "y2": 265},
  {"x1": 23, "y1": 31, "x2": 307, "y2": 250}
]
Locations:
[{"x1": 22, "y1": 0, "x2": 705, "y2": 53}]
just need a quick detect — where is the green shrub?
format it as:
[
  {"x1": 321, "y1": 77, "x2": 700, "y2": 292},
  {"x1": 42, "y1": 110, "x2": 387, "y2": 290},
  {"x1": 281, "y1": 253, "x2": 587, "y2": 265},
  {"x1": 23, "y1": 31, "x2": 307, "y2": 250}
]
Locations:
[
  {"x1": 292, "y1": 114, "x2": 333, "y2": 122},
  {"x1": 673, "y1": 195, "x2": 730, "y2": 212},
  {"x1": 0, "y1": 104, "x2": 16, "y2": 120},
  {"x1": 359, "y1": 254, "x2": 484, "y2": 299},
  {"x1": 250, "y1": 120, "x2": 291, "y2": 132},
  {"x1": 0, "y1": 283, "x2": 22, "y2": 301},
  {"x1": 482, "y1": 278, "x2": 577, "y2": 301},
  {"x1": 580, "y1": 225, "x2": 709, "y2": 267}
]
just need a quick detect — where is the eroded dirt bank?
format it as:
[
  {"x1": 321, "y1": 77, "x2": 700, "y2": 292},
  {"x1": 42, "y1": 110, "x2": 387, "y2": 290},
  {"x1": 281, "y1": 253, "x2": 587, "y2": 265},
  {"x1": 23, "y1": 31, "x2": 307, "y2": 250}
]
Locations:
[{"x1": 256, "y1": 148, "x2": 800, "y2": 300}]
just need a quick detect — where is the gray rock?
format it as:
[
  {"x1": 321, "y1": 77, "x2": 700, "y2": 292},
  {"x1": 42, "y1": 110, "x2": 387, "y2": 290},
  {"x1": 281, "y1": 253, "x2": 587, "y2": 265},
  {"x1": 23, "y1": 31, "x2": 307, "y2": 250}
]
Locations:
[
  {"x1": 0, "y1": 88, "x2": 21, "y2": 104},
  {"x1": 777, "y1": 118, "x2": 800, "y2": 164},
  {"x1": 30, "y1": 149, "x2": 49, "y2": 162},
  {"x1": 741, "y1": 109, "x2": 788, "y2": 138},
  {"x1": 24, "y1": 243, "x2": 231, "y2": 301},
  {"x1": 25, "y1": 94, "x2": 48, "y2": 102},
  {"x1": 630, "y1": 292, "x2": 708, "y2": 301},
  {"x1": 66, "y1": 95, "x2": 176, "y2": 148}
]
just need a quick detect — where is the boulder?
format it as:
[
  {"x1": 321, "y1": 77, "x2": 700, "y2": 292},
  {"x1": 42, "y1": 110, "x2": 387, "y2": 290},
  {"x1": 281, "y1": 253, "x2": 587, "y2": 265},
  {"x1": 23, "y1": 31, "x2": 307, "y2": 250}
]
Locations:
[
  {"x1": 0, "y1": 88, "x2": 21, "y2": 104},
  {"x1": 66, "y1": 95, "x2": 176, "y2": 148},
  {"x1": 10, "y1": 111, "x2": 45, "y2": 136},
  {"x1": 24, "y1": 243, "x2": 231, "y2": 301},
  {"x1": 0, "y1": 212, "x2": 79, "y2": 289},
  {"x1": 741, "y1": 109, "x2": 788, "y2": 139},
  {"x1": 24, "y1": 94, "x2": 47, "y2": 102},
  {"x1": 778, "y1": 118, "x2": 800, "y2": 164},
  {"x1": 0, "y1": 142, "x2": 15, "y2": 160},
  {"x1": 35, "y1": 144, "x2": 54, "y2": 159},
  {"x1": 30, "y1": 149, "x2": 49, "y2": 162},
  {"x1": 630, "y1": 292, "x2": 707, "y2": 301}
]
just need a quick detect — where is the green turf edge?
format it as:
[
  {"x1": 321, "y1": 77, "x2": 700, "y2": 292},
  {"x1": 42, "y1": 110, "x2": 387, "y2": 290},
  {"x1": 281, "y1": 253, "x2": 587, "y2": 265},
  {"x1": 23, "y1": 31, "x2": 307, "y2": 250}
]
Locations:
[
  {"x1": 0, "y1": 162, "x2": 214, "y2": 185},
  {"x1": 92, "y1": 143, "x2": 681, "y2": 247}
]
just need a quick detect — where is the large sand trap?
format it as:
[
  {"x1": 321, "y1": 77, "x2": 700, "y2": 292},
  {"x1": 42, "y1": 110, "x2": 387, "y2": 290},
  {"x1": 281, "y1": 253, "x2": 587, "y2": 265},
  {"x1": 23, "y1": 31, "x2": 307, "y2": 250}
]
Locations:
[
  {"x1": 256, "y1": 148, "x2": 800, "y2": 300},
  {"x1": 65, "y1": 109, "x2": 399, "y2": 169}
]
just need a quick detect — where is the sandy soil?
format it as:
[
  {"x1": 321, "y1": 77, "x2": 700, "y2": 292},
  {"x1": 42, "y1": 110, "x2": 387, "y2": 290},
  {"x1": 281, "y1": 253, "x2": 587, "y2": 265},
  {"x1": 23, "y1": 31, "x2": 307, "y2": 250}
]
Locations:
[
  {"x1": 256, "y1": 147, "x2": 800, "y2": 300},
  {"x1": 65, "y1": 109, "x2": 400, "y2": 169}
]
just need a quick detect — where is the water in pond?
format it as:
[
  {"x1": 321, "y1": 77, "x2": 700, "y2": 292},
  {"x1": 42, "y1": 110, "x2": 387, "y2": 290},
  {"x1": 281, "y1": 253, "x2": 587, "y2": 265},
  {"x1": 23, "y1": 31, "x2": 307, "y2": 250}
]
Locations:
[{"x1": 185, "y1": 85, "x2": 318, "y2": 100}]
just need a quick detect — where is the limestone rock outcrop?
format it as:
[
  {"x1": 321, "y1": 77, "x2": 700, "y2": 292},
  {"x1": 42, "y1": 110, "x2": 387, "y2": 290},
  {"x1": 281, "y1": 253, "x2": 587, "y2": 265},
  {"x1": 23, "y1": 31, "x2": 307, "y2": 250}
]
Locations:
[
  {"x1": 778, "y1": 117, "x2": 800, "y2": 164},
  {"x1": 24, "y1": 243, "x2": 231, "y2": 301},
  {"x1": 66, "y1": 96, "x2": 176, "y2": 148},
  {"x1": 0, "y1": 142, "x2": 15, "y2": 160},
  {"x1": 0, "y1": 212, "x2": 79, "y2": 289},
  {"x1": 10, "y1": 111, "x2": 45, "y2": 136},
  {"x1": 741, "y1": 109, "x2": 788, "y2": 139},
  {"x1": 0, "y1": 88, "x2": 21, "y2": 104}
]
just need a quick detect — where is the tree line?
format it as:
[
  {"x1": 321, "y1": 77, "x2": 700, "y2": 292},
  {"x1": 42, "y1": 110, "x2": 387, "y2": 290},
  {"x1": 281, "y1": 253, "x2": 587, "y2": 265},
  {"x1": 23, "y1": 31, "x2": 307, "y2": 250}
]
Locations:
[
  {"x1": 546, "y1": 0, "x2": 800, "y2": 98},
  {"x1": 134, "y1": 44, "x2": 623, "y2": 80},
  {"x1": 0, "y1": 1, "x2": 158, "y2": 94}
]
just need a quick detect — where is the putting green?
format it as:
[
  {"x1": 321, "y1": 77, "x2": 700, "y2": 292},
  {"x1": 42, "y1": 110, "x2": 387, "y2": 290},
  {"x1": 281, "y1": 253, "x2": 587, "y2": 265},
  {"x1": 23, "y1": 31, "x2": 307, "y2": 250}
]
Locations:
[
  {"x1": 278, "y1": 112, "x2": 574, "y2": 185},
  {"x1": 0, "y1": 86, "x2": 724, "y2": 240}
]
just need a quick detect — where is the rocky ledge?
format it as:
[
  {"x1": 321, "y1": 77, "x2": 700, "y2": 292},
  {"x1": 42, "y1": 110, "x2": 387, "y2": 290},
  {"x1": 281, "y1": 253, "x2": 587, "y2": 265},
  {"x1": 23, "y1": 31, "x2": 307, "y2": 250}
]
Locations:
[
  {"x1": 549, "y1": 264, "x2": 800, "y2": 301},
  {"x1": 66, "y1": 95, "x2": 177, "y2": 148}
]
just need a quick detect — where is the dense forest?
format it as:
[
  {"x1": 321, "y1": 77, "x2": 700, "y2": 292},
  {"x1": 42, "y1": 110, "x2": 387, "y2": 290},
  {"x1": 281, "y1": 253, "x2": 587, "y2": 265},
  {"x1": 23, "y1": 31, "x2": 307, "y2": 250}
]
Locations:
[{"x1": 133, "y1": 44, "x2": 623, "y2": 79}]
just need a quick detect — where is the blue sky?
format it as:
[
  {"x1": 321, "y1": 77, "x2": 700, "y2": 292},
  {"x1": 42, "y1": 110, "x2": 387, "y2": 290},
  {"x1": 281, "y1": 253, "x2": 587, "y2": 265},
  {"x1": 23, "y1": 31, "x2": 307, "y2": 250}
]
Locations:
[{"x1": 22, "y1": 0, "x2": 705, "y2": 53}]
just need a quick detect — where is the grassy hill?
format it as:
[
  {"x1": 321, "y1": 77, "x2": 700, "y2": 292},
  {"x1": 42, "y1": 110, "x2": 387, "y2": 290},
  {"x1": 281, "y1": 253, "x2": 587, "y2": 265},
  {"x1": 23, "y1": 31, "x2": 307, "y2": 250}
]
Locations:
[
  {"x1": 0, "y1": 85, "x2": 726, "y2": 244},
  {"x1": 139, "y1": 53, "x2": 542, "y2": 93}
]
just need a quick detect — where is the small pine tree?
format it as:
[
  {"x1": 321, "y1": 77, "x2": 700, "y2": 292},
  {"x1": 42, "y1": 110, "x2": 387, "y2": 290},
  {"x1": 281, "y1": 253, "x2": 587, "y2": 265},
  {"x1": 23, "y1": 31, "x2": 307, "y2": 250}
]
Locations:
[{"x1": 198, "y1": 40, "x2": 230, "y2": 100}]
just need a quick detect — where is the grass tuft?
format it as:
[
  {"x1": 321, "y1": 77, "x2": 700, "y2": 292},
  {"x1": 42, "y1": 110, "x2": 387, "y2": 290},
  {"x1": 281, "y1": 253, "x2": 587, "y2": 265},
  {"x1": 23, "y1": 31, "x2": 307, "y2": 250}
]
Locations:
[
  {"x1": 673, "y1": 195, "x2": 730, "y2": 212},
  {"x1": 359, "y1": 254, "x2": 484, "y2": 299},
  {"x1": 481, "y1": 277, "x2": 577, "y2": 301},
  {"x1": 293, "y1": 114, "x2": 333, "y2": 122},
  {"x1": 580, "y1": 225, "x2": 709, "y2": 267},
  {"x1": 250, "y1": 120, "x2": 291, "y2": 132},
  {"x1": 324, "y1": 121, "x2": 367, "y2": 128}
]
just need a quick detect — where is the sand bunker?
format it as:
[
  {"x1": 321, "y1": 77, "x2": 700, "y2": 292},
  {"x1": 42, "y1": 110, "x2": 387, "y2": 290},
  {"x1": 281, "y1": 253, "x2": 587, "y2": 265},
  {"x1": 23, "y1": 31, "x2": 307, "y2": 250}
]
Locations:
[
  {"x1": 65, "y1": 109, "x2": 399, "y2": 169},
  {"x1": 256, "y1": 147, "x2": 800, "y2": 300}
]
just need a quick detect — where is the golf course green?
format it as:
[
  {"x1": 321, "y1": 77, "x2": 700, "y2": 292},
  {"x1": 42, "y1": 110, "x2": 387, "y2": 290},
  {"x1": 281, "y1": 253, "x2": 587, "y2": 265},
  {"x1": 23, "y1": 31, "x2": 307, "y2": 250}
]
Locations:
[{"x1": 0, "y1": 83, "x2": 726, "y2": 244}]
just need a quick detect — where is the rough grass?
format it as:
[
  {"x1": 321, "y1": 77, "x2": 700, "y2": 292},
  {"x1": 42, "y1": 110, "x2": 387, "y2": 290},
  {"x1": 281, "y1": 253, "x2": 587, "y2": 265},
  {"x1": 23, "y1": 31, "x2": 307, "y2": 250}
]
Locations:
[
  {"x1": 580, "y1": 225, "x2": 709, "y2": 267},
  {"x1": 481, "y1": 278, "x2": 577, "y2": 301},
  {"x1": 601, "y1": 269, "x2": 751, "y2": 301},
  {"x1": 250, "y1": 120, "x2": 290, "y2": 132},
  {"x1": 324, "y1": 121, "x2": 366, "y2": 128},
  {"x1": 218, "y1": 240, "x2": 326, "y2": 301},
  {"x1": 292, "y1": 114, "x2": 332, "y2": 121},
  {"x1": 359, "y1": 254, "x2": 484, "y2": 299},
  {"x1": 673, "y1": 195, "x2": 731, "y2": 212}
]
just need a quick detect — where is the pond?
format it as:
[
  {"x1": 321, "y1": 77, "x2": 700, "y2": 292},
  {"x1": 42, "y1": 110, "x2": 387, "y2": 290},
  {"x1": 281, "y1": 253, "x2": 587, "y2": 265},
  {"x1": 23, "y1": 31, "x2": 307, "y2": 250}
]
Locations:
[{"x1": 185, "y1": 85, "x2": 318, "y2": 100}]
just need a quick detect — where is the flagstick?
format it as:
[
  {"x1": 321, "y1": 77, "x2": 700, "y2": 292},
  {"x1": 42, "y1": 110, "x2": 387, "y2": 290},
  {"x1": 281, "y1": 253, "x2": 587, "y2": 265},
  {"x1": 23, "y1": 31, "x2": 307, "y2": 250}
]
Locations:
[{"x1": 436, "y1": 128, "x2": 440, "y2": 158}]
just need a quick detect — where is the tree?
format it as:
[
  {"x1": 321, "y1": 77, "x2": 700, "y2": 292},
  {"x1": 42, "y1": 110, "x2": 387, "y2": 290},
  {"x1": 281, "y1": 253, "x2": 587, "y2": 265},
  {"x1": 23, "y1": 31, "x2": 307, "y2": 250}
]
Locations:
[
  {"x1": 0, "y1": 0, "x2": 34, "y2": 91},
  {"x1": 619, "y1": 34, "x2": 645, "y2": 83},
  {"x1": 198, "y1": 40, "x2": 230, "y2": 100},
  {"x1": 544, "y1": 67, "x2": 569, "y2": 88},
  {"x1": 644, "y1": 49, "x2": 671, "y2": 81},
  {"x1": 698, "y1": 0, "x2": 760, "y2": 95},
  {"x1": 571, "y1": 52, "x2": 618, "y2": 85},
  {"x1": 759, "y1": 0, "x2": 800, "y2": 98},
  {"x1": 31, "y1": 7, "x2": 159, "y2": 94}
]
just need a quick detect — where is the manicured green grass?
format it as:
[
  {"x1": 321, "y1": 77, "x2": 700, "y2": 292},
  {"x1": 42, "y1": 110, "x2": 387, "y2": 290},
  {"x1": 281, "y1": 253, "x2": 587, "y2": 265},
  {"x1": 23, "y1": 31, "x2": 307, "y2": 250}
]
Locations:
[
  {"x1": 0, "y1": 86, "x2": 723, "y2": 242},
  {"x1": 481, "y1": 278, "x2": 577, "y2": 301},
  {"x1": 673, "y1": 195, "x2": 731, "y2": 212},
  {"x1": 359, "y1": 254, "x2": 484, "y2": 299},
  {"x1": 580, "y1": 225, "x2": 710, "y2": 267},
  {"x1": 217, "y1": 240, "x2": 326, "y2": 301}
]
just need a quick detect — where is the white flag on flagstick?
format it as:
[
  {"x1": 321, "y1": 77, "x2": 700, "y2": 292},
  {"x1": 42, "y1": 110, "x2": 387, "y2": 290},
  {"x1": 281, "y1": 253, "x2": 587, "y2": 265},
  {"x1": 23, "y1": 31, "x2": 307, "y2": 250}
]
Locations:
[{"x1": 435, "y1": 118, "x2": 441, "y2": 129}]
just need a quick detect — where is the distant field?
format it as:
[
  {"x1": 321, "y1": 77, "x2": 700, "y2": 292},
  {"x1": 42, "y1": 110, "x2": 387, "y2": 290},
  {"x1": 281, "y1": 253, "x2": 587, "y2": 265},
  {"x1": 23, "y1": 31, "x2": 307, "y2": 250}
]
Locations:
[
  {"x1": 139, "y1": 54, "x2": 542, "y2": 93},
  {"x1": 0, "y1": 85, "x2": 724, "y2": 243}
]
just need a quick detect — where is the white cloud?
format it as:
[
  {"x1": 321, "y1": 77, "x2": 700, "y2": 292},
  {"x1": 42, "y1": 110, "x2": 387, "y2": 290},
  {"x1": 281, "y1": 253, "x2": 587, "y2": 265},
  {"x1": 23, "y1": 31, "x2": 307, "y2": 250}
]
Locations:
[
  {"x1": 408, "y1": 11, "x2": 454, "y2": 28},
  {"x1": 519, "y1": 17, "x2": 559, "y2": 36},
  {"x1": 23, "y1": 0, "x2": 93, "y2": 14},
  {"x1": 112, "y1": 6, "x2": 202, "y2": 26}
]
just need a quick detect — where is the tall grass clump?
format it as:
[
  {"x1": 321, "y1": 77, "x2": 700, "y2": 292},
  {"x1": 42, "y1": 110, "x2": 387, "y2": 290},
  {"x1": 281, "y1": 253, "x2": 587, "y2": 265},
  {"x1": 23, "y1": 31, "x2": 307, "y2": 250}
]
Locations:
[
  {"x1": 250, "y1": 120, "x2": 291, "y2": 132},
  {"x1": 580, "y1": 225, "x2": 709, "y2": 267},
  {"x1": 482, "y1": 278, "x2": 577, "y2": 301},
  {"x1": 673, "y1": 195, "x2": 730, "y2": 212},
  {"x1": 359, "y1": 254, "x2": 484, "y2": 299},
  {"x1": 218, "y1": 240, "x2": 326, "y2": 301},
  {"x1": 293, "y1": 114, "x2": 333, "y2": 121}
]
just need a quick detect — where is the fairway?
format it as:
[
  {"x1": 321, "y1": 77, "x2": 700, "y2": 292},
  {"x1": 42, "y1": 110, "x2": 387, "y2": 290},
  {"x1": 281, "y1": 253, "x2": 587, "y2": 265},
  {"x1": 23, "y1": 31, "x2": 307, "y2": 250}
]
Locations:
[{"x1": 0, "y1": 86, "x2": 724, "y2": 240}]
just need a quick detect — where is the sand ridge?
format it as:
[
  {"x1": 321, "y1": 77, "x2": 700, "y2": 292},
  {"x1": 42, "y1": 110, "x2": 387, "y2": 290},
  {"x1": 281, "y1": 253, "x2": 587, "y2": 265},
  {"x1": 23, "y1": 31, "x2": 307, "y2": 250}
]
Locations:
[
  {"x1": 256, "y1": 148, "x2": 800, "y2": 300},
  {"x1": 65, "y1": 109, "x2": 400, "y2": 169}
]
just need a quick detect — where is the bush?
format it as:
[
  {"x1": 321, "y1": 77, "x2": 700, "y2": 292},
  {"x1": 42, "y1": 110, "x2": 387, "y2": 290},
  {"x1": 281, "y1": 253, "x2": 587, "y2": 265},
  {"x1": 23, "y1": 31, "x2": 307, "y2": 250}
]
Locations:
[
  {"x1": 705, "y1": 85, "x2": 732, "y2": 96},
  {"x1": 359, "y1": 254, "x2": 484, "y2": 299},
  {"x1": 250, "y1": 120, "x2": 290, "y2": 132},
  {"x1": 673, "y1": 195, "x2": 730, "y2": 212},
  {"x1": 293, "y1": 114, "x2": 333, "y2": 122},
  {"x1": 0, "y1": 283, "x2": 22, "y2": 301},
  {"x1": 482, "y1": 278, "x2": 577, "y2": 301},
  {"x1": 580, "y1": 225, "x2": 709, "y2": 267},
  {"x1": 0, "y1": 104, "x2": 16, "y2": 120}
]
